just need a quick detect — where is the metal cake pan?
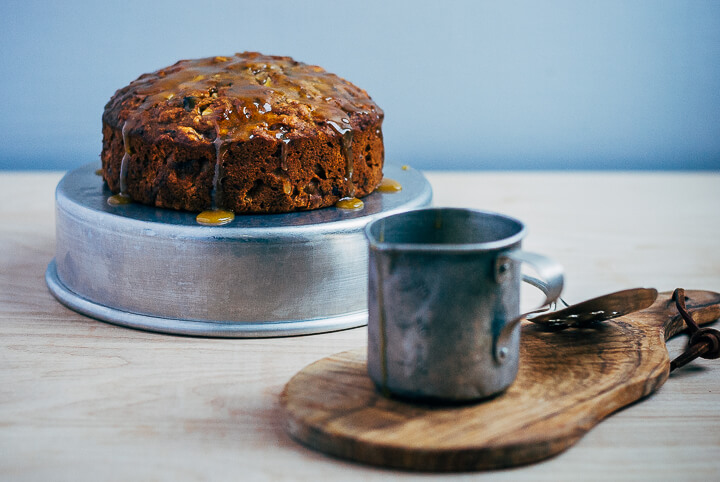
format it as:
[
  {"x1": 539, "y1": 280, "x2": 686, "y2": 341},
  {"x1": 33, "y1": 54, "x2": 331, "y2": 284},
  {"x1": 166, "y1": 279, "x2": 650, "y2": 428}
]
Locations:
[{"x1": 46, "y1": 163, "x2": 432, "y2": 337}]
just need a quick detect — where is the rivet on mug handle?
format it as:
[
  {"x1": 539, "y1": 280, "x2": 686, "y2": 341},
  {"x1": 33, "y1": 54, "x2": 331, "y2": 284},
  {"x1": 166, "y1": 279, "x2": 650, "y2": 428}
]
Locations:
[{"x1": 493, "y1": 250, "x2": 564, "y2": 363}]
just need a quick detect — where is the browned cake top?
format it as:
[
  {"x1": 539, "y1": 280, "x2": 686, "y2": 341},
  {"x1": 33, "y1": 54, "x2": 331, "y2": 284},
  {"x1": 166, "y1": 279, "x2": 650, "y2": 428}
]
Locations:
[{"x1": 103, "y1": 52, "x2": 383, "y2": 146}]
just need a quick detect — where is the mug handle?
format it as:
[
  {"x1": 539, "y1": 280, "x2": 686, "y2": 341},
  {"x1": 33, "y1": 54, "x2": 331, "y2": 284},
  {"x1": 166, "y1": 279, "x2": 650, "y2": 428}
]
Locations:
[{"x1": 493, "y1": 250, "x2": 564, "y2": 363}]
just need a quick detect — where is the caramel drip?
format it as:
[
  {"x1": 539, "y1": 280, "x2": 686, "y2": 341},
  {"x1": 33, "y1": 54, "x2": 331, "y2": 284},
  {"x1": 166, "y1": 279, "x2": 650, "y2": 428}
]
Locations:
[
  {"x1": 280, "y1": 141, "x2": 289, "y2": 170},
  {"x1": 108, "y1": 122, "x2": 132, "y2": 206},
  {"x1": 335, "y1": 197, "x2": 364, "y2": 210},
  {"x1": 211, "y1": 136, "x2": 226, "y2": 209},
  {"x1": 118, "y1": 154, "x2": 129, "y2": 196},
  {"x1": 342, "y1": 131, "x2": 355, "y2": 197},
  {"x1": 196, "y1": 209, "x2": 235, "y2": 226},
  {"x1": 327, "y1": 120, "x2": 355, "y2": 197},
  {"x1": 275, "y1": 129, "x2": 291, "y2": 171},
  {"x1": 193, "y1": 134, "x2": 236, "y2": 226},
  {"x1": 119, "y1": 122, "x2": 130, "y2": 195},
  {"x1": 94, "y1": 169, "x2": 103, "y2": 176},
  {"x1": 376, "y1": 178, "x2": 402, "y2": 193}
]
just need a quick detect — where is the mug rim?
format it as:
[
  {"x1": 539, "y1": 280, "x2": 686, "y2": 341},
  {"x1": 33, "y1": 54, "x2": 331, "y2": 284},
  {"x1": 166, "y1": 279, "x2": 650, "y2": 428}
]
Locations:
[{"x1": 364, "y1": 207, "x2": 527, "y2": 252}]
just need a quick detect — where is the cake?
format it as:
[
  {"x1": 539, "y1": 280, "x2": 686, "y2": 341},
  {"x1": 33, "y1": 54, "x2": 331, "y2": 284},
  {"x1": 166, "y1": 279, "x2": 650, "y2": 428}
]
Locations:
[{"x1": 101, "y1": 52, "x2": 384, "y2": 214}]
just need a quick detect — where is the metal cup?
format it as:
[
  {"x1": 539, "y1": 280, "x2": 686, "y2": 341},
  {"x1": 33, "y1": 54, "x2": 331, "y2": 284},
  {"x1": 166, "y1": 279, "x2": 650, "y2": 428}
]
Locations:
[{"x1": 365, "y1": 207, "x2": 563, "y2": 402}]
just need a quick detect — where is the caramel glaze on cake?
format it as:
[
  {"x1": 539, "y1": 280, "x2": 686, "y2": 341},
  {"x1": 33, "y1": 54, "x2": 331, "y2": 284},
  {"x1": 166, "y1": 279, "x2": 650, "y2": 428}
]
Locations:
[{"x1": 101, "y1": 52, "x2": 384, "y2": 213}]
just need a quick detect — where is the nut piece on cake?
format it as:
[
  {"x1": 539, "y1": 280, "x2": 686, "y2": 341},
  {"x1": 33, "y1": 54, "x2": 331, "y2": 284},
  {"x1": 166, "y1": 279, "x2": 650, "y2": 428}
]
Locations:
[{"x1": 101, "y1": 52, "x2": 384, "y2": 213}]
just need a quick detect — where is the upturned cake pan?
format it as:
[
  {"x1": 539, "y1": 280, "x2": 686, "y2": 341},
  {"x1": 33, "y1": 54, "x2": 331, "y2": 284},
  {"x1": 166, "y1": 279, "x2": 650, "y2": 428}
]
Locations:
[{"x1": 46, "y1": 163, "x2": 432, "y2": 337}]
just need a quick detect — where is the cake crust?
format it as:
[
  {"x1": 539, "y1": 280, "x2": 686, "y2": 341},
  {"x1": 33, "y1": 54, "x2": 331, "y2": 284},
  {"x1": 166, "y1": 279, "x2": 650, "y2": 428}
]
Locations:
[{"x1": 101, "y1": 52, "x2": 384, "y2": 213}]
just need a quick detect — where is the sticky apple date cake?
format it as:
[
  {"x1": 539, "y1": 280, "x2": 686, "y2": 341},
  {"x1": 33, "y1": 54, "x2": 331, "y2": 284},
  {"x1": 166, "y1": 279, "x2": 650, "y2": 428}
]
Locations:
[{"x1": 101, "y1": 52, "x2": 384, "y2": 215}]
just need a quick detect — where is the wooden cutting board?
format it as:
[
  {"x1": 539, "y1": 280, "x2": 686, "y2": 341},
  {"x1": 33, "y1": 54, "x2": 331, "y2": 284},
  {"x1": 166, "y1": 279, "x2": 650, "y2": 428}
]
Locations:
[{"x1": 281, "y1": 290, "x2": 720, "y2": 472}]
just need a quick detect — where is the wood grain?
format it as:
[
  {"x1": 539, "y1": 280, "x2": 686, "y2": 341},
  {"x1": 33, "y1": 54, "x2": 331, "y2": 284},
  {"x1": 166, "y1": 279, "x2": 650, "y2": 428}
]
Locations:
[{"x1": 281, "y1": 290, "x2": 720, "y2": 471}]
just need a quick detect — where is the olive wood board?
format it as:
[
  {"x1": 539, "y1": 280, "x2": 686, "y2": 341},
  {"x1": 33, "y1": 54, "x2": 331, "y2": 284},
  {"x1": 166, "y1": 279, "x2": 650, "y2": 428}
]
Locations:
[{"x1": 280, "y1": 290, "x2": 720, "y2": 472}]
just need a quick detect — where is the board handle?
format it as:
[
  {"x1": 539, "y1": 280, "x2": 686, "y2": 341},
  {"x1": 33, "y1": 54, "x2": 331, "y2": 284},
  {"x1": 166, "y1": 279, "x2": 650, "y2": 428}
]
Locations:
[
  {"x1": 638, "y1": 289, "x2": 720, "y2": 340},
  {"x1": 494, "y1": 250, "x2": 564, "y2": 362}
]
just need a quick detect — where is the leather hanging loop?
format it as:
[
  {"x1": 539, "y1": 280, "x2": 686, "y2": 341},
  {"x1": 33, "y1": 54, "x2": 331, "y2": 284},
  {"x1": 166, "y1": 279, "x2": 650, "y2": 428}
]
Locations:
[{"x1": 670, "y1": 288, "x2": 720, "y2": 371}]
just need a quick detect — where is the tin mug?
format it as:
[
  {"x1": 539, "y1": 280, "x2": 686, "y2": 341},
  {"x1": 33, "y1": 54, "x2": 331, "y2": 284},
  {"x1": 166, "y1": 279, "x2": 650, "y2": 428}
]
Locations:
[{"x1": 365, "y1": 207, "x2": 563, "y2": 402}]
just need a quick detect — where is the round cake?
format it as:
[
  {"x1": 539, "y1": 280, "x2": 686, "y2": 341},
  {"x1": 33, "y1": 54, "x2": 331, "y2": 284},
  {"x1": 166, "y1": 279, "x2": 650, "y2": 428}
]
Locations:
[{"x1": 101, "y1": 52, "x2": 384, "y2": 213}]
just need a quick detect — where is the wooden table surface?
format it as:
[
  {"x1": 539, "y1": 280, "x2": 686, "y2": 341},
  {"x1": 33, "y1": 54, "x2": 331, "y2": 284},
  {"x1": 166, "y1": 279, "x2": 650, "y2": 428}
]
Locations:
[{"x1": 1, "y1": 170, "x2": 719, "y2": 481}]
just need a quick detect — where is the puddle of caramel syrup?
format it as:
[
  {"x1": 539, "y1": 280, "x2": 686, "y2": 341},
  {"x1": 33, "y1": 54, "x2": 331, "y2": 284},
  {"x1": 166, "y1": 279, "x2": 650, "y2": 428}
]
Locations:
[
  {"x1": 107, "y1": 193, "x2": 132, "y2": 206},
  {"x1": 335, "y1": 197, "x2": 364, "y2": 210},
  {"x1": 196, "y1": 209, "x2": 235, "y2": 226},
  {"x1": 376, "y1": 178, "x2": 402, "y2": 193},
  {"x1": 401, "y1": 165, "x2": 410, "y2": 171}
]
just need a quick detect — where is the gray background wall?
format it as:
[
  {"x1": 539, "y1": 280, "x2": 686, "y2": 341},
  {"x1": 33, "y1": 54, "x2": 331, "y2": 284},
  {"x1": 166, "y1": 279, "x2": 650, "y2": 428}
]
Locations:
[{"x1": 1, "y1": 0, "x2": 719, "y2": 171}]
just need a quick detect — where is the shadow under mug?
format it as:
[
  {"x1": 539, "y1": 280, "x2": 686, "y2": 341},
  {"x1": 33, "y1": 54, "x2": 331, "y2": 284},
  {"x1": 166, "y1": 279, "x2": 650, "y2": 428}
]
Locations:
[{"x1": 365, "y1": 207, "x2": 564, "y2": 402}]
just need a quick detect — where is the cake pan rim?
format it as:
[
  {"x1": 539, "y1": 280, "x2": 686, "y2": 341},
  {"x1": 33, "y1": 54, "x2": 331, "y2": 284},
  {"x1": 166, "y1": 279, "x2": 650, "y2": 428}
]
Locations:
[{"x1": 55, "y1": 164, "x2": 433, "y2": 241}]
